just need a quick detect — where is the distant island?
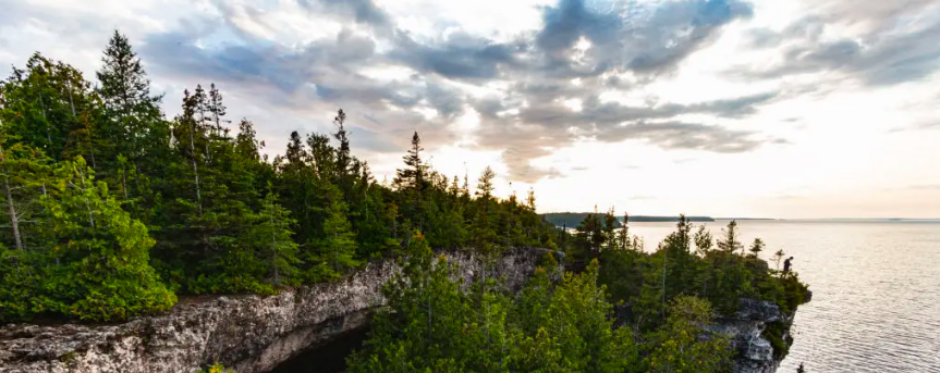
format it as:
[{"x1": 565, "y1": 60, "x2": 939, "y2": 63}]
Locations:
[{"x1": 542, "y1": 212, "x2": 715, "y2": 227}]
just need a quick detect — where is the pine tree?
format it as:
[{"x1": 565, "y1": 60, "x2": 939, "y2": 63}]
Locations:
[
  {"x1": 40, "y1": 158, "x2": 176, "y2": 321},
  {"x1": 347, "y1": 231, "x2": 480, "y2": 372},
  {"x1": 615, "y1": 212, "x2": 631, "y2": 251},
  {"x1": 473, "y1": 166, "x2": 498, "y2": 255},
  {"x1": 246, "y1": 191, "x2": 299, "y2": 286},
  {"x1": 772, "y1": 249, "x2": 786, "y2": 271},
  {"x1": 306, "y1": 184, "x2": 359, "y2": 282},
  {"x1": 749, "y1": 238, "x2": 765, "y2": 257},
  {"x1": 333, "y1": 109, "x2": 351, "y2": 182},
  {"x1": 0, "y1": 141, "x2": 49, "y2": 252},
  {"x1": 717, "y1": 220, "x2": 743, "y2": 254},
  {"x1": 602, "y1": 207, "x2": 618, "y2": 251},
  {"x1": 646, "y1": 296, "x2": 732, "y2": 373},
  {"x1": 694, "y1": 224, "x2": 714, "y2": 256},
  {"x1": 396, "y1": 131, "x2": 425, "y2": 191},
  {"x1": 95, "y1": 30, "x2": 166, "y2": 202}
]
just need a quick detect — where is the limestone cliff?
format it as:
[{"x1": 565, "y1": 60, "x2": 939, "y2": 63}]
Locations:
[
  {"x1": 0, "y1": 248, "x2": 551, "y2": 373},
  {"x1": 707, "y1": 294, "x2": 813, "y2": 373}
]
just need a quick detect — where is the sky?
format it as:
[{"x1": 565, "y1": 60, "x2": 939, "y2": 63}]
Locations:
[{"x1": 1, "y1": 0, "x2": 938, "y2": 219}]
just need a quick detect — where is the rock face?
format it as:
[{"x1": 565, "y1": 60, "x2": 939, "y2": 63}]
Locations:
[
  {"x1": 707, "y1": 294, "x2": 811, "y2": 373},
  {"x1": 0, "y1": 247, "x2": 553, "y2": 373}
]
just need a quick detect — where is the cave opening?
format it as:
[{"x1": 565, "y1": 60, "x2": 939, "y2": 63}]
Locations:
[{"x1": 266, "y1": 326, "x2": 370, "y2": 373}]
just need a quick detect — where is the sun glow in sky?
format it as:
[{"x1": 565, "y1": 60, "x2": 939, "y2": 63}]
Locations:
[{"x1": 2, "y1": 0, "x2": 938, "y2": 218}]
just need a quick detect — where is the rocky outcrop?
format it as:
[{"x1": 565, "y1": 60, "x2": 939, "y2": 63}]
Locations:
[
  {"x1": 707, "y1": 293, "x2": 812, "y2": 373},
  {"x1": 0, "y1": 247, "x2": 554, "y2": 373}
]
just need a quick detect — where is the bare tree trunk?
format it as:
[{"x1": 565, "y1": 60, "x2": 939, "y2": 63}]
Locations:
[
  {"x1": 66, "y1": 80, "x2": 77, "y2": 117},
  {"x1": 188, "y1": 120, "x2": 202, "y2": 216},
  {"x1": 0, "y1": 146, "x2": 24, "y2": 251}
]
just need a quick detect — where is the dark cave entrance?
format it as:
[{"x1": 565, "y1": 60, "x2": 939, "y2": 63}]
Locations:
[{"x1": 266, "y1": 326, "x2": 370, "y2": 373}]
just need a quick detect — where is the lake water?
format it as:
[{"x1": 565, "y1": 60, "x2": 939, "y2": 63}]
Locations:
[{"x1": 628, "y1": 220, "x2": 940, "y2": 373}]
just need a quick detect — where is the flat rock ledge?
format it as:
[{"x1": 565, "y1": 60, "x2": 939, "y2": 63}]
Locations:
[{"x1": 0, "y1": 247, "x2": 552, "y2": 373}]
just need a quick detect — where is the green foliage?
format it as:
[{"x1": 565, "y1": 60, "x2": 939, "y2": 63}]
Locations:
[
  {"x1": 0, "y1": 158, "x2": 175, "y2": 322},
  {"x1": 763, "y1": 321, "x2": 792, "y2": 360},
  {"x1": 0, "y1": 29, "x2": 807, "y2": 362},
  {"x1": 645, "y1": 296, "x2": 732, "y2": 373},
  {"x1": 244, "y1": 190, "x2": 300, "y2": 288},
  {"x1": 348, "y1": 246, "x2": 639, "y2": 373}
]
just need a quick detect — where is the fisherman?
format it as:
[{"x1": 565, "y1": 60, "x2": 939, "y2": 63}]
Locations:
[{"x1": 783, "y1": 256, "x2": 794, "y2": 274}]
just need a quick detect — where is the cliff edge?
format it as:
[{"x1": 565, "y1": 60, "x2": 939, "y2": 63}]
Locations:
[{"x1": 0, "y1": 248, "x2": 551, "y2": 373}]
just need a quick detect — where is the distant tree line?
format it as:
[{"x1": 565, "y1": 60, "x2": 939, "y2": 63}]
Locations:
[{"x1": 542, "y1": 212, "x2": 715, "y2": 229}]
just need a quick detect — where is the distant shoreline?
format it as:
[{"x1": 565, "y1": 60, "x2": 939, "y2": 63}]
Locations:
[{"x1": 541, "y1": 212, "x2": 940, "y2": 227}]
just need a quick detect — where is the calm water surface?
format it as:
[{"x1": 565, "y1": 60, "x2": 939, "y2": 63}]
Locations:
[{"x1": 628, "y1": 220, "x2": 940, "y2": 373}]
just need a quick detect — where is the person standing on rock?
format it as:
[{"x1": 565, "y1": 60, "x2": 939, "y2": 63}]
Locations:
[{"x1": 783, "y1": 256, "x2": 794, "y2": 275}]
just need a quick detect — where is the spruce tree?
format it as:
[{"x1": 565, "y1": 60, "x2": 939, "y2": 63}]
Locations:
[
  {"x1": 717, "y1": 220, "x2": 743, "y2": 254},
  {"x1": 95, "y1": 30, "x2": 166, "y2": 202},
  {"x1": 396, "y1": 131, "x2": 425, "y2": 191},
  {"x1": 646, "y1": 296, "x2": 732, "y2": 373},
  {"x1": 473, "y1": 166, "x2": 498, "y2": 255},
  {"x1": 40, "y1": 158, "x2": 175, "y2": 321},
  {"x1": 246, "y1": 191, "x2": 300, "y2": 287},
  {"x1": 749, "y1": 238, "x2": 765, "y2": 257},
  {"x1": 306, "y1": 184, "x2": 359, "y2": 282}
]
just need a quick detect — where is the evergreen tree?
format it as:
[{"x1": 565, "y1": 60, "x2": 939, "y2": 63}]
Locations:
[
  {"x1": 717, "y1": 220, "x2": 743, "y2": 254},
  {"x1": 95, "y1": 31, "x2": 167, "y2": 211},
  {"x1": 646, "y1": 296, "x2": 732, "y2": 373},
  {"x1": 347, "y1": 231, "x2": 478, "y2": 372},
  {"x1": 750, "y1": 238, "x2": 765, "y2": 257},
  {"x1": 306, "y1": 184, "x2": 359, "y2": 282},
  {"x1": 472, "y1": 166, "x2": 498, "y2": 256},
  {"x1": 602, "y1": 207, "x2": 618, "y2": 251},
  {"x1": 246, "y1": 190, "x2": 300, "y2": 287},
  {"x1": 39, "y1": 158, "x2": 175, "y2": 321},
  {"x1": 395, "y1": 131, "x2": 425, "y2": 191},
  {"x1": 694, "y1": 224, "x2": 714, "y2": 256}
]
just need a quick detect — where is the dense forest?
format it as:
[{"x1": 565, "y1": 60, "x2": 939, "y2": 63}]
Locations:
[
  {"x1": 344, "y1": 213, "x2": 809, "y2": 373},
  {"x1": 0, "y1": 31, "x2": 560, "y2": 323},
  {"x1": 0, "y1": 31, "x2": 809, "y2": 373}
]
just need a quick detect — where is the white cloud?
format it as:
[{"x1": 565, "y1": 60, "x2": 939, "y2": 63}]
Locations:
[{"x1": 1, "y1": 0, "x2": 938, "y2": 218}]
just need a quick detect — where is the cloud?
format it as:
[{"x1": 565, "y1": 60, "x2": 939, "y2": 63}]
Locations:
[
  {"x1": 0, "y1": 0, "x2": 814, "y2": 184},
  {"x1": 296, "y1": 0, "x2": 392, "y2": 30},
  {"x1": 598, "y1": 121, "x2": 771, "y2": 153},
  {"x1": 734, "y1": 5, "x2": 940, "y2": 86},
  {"x1": 126, "y1": 0, "x2": 770, "y2": 182},
  {"x1": 388, "y1": 31, "x2": 521, "y2": 81}
]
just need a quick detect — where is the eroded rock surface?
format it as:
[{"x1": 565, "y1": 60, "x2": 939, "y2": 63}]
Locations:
[
  {"x1": 0, "y1": 248, "x2": 552, "y2": 373},
  {"x1": 707, "y1": 294, "x2": 812, "y2": 373}
]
